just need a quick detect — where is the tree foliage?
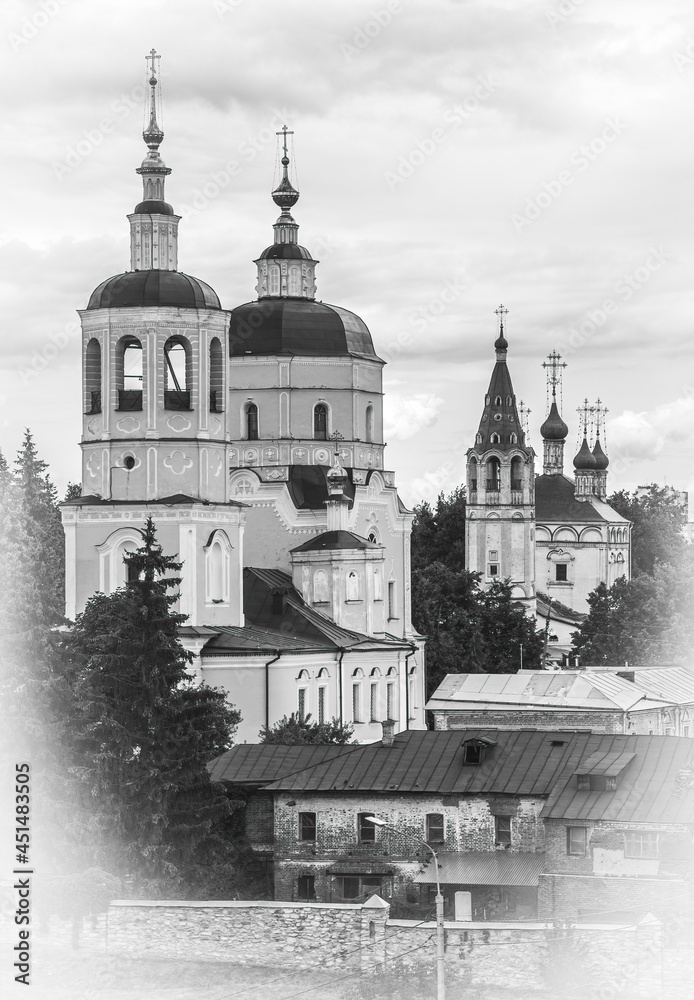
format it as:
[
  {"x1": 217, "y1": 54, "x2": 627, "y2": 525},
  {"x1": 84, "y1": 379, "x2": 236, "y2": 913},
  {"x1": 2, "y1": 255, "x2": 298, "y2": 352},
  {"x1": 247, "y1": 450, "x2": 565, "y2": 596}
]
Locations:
[
  {"x1": 410, "y1": 487, "x2": 543, "y2": 694},
  {"x1": 608, "y1": 483, "x2": 686, "y2": 577},
  {"x1": 259, "y1": 712, "x2": 357, "y2": 745},
  {"x1": 60, "y1": 517, "x2": 242, "y2": 888},
  {"x1": 571, "y1": 545, "x2": 694, "y2": 665}
]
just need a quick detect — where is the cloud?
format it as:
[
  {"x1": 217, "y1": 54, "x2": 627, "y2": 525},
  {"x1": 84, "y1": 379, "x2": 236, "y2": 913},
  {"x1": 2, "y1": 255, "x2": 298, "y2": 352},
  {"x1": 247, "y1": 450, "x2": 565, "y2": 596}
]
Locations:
[
  {"x1": 608, "y1": 393, "x2": 694, "y2": 462},
  {"x1": 383, "y1": 392, "x2": 444, "y2": 441}
]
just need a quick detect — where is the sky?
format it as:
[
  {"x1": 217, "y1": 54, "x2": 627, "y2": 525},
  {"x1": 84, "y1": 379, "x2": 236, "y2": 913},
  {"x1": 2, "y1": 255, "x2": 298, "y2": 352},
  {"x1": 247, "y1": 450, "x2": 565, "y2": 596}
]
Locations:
[{"x1": 1, "y1": 0, "x2": 693, "y2": 513}]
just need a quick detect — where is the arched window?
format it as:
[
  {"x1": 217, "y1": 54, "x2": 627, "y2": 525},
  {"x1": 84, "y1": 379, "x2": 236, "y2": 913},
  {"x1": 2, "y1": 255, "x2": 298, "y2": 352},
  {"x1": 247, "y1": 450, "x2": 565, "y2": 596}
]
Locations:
[
  {"x1": 506, "y1": 395, "x2": 513, "y2": 406},
  {"x1": 288, "y1": 265, "x2": 301, "y2": 296},
  {"x1": 365, "y1": 404, "x2": 374, "y2": 443},
  {"x1": 510, "y1": 433, "x2": 518, "y2": 444},
  {"x1": 317, "y1": 671, "x2": 329, "y2": 724},
  {"x1": 297, "y1": 669, "x2": 309, "y2": 720},
  {"x1": 370, "y1": 676, "x2": 380, "y2": 723},
  {"x1": 495, "y1": 395, "x2": 502, "y2": 405},
  {"x1": 164, "y1": 337, "x2": 191, "y2": 410},
  {"x1": 487, "y1": 457, "x2": 500, "y2": 491},
  {"x1": 116, "y1": 337, "x2": 143, "y2": 411},
  {"x1": 205, "y1": 530, "x2": 231, "y2": 604},
  {"x1": 490, "y1": 433, "x2": 500, "y2": 445},
  {"x1": 388, "y1": 578, "x2": 397, "y2": 619},
  {"x1": 314, "y1": 403, "x2": 328, "y2": 440},
  {"x1": 269, "y1": 265, "x2": 280, "y2": 295},
  {"x1": 386, "y1": 668, "x2": 397, "y2": 721},
  {"x1": 97, "y1": 527, "x2": 145, "y2": 594},
  {"x1": 346, "y1": 570, "x2": 360, "y2": 601},
  {"x1": 209, "y1": 337, "x2": 223, "y2": 412},
  {"x1": 351, "y1": 669, "x2": 364, "y2": 724},
  {"x1": 246, "y1": 402, "x2": 259, "y2": 440},
  {"x1": 85, "y1": 338, "x2": 102, "y2": 414},
  {"x1": 511, "y1": 456, "x2": 523, "y2": 491},
  {"x1": 373, "y1": 567, "x2": 383, "y2": 601},
  {"x1": 469, "y1": 456, "x2": 477, "y2": 492}
]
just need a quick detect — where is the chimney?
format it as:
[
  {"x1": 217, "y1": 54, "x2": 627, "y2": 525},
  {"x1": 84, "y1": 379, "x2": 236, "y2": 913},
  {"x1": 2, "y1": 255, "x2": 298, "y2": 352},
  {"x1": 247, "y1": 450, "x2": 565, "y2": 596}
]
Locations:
[{"x1": 381, "y1": 719, "x2": 395, "y2": 747}]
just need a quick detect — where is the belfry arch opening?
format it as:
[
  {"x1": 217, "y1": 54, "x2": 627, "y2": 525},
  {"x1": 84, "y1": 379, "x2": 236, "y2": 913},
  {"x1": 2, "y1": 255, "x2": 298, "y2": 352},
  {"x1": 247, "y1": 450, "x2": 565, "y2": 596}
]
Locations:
[
  {"x1": 164, "y1": 337, "x2": 191, "y2": 410},
  {"x1": 365, "y1": 404, "x2": 374, "y2": 443},
  {"x1": 116, "y1": 336, "x2": 143, "y2": 411},
  {"x1": 85, "y1": 338, "x2": 102, "y2": 414},
  {"x1": 486, "y1": 456, "x2": 501, "y2": 492},
  {"x1": 511, "y1": 456, "x2": 523, "y2": 491},
  {"x1": 209, "y1": 337, "x2": 223, "y2": 412}
]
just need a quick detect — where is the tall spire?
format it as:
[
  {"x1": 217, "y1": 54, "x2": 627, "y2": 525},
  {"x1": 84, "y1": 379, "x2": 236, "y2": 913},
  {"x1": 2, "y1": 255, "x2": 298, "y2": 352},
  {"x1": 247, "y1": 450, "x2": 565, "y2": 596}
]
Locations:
[
  {"x1": 472, "y1": 306, "x2": 530, "y2": 455},
  {"x1": 254, "y1": 128, "x2": 318, "y2": 300},
  {"x1": 540, "y1": 351, "x2": 569, "y2": 475},
  {"x1": 128, "y1": 49, "x2": 180, "y2": 272}
]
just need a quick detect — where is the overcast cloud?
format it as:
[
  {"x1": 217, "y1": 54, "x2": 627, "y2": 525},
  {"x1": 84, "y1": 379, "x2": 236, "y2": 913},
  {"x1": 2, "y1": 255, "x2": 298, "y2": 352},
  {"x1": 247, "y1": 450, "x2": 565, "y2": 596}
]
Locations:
[{"x1": 1, "y1": 0, "x2": 693, "y2": 513}]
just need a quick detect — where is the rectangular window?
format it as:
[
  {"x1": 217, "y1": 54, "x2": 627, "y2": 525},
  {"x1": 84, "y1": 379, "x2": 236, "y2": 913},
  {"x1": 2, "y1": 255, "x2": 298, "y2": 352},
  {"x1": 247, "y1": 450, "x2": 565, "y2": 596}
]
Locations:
[
  {"x1": 495, "y1": 815, "x2": 512, "y2": 846},
  {"x1": 358, "y1": 813, "x2": 376, "y2": 843},
  {"x1": 297, "y1": 875, "x2": 315, "y2": 901},
  {"x1": 388, "y1": 580, "x2": 397, "y2": 619},
  {"x1": 488, "y1": 564, "x2": 499, "y2": 577},
  {"x1": 333, "y1": 875, "x2": 382, "y2": 904},
  {"x1": 488, "y1": 550, "x2": 499, "y2": 561},
  {"x1": 567, "y1": 826, "x2": 587, "y2": 856},
  {"x1": 426, "y1": 813, "x2": 444, "y2": 844},
  {"x1": 555, "y1": 564, "x2": 568, "y2": 582},
  {"x1": 317, "y1": 686, "x2": 326, "y2": 725},
  {"x1": 577, "y1": 774, "x2": 617, "y2": 791},
  {"x1": 370, "y1": 682, "x2": 379, "y2": 722},
  {"x1": 298, "y1": 687, "x2": 307, "y2": 721},
  {"x1": 386, "y1": 681, "x2": 395, "y2": 721},
  {"x1": 463, "y1": 743, "x2": 482, "y2": 764},
  {"x1": 684, "y1": 725, "x2": 690, "y2": 738},
  {"x1": 352, "y1": 683, "x2": 362, "y2": 723},
  {"x1": 299, "y1": 812, "x2": 316, "y2": 842},
  {"x1": 624, "y1": 831, "x2": 659, "y2": 859}
]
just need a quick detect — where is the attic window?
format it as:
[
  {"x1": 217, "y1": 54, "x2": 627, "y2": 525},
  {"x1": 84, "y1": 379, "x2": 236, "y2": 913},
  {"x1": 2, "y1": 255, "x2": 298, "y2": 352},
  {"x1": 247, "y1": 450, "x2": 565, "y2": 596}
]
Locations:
[
  {"x1": 462, "y1": 736, "x2": 497, "y2": 764},
  {"x1": 577, "y1": 774, "x2": 617, "y2": 792}
]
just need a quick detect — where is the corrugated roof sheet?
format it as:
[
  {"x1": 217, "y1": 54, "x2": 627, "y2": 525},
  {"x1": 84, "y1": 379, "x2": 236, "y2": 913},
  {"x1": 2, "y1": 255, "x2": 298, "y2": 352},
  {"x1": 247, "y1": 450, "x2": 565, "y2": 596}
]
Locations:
[
  {"x1": 211, "y1": 730, "x2": 694, "y2": 826},
  {"x1": 425, "y1": 671, "x2": 646, "y2": 713},
  {"x1": 414, "y1": 851, "x2": 546, "y2": 887}
]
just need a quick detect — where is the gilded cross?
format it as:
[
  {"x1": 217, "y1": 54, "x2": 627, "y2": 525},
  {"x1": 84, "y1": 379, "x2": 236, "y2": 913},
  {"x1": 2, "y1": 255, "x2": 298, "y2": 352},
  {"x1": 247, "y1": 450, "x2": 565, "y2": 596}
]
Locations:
[
  {"x1": 276, "y1": 124, "x2": 294, "y2": 158},
  {"x1": 147, "y1": 48, "x2": 159, "y2": 78}
]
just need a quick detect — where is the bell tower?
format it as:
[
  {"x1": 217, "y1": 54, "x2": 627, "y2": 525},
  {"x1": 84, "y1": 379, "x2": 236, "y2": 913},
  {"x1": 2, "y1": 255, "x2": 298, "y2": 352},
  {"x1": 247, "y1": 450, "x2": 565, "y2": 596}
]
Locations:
[
  {"x1": 465, "y1": 306, "x2": 536, "y2": 610},
  {"x1": 62, "y1": 51, "x2": 244, "y2": 628}
]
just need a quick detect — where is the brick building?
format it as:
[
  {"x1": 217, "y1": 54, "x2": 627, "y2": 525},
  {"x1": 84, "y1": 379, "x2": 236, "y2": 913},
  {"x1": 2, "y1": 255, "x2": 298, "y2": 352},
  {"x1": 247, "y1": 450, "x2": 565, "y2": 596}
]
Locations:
[
  {"x1": 427, "y1": 668, "x2": 694, "y2": 735},
  {"x1": 209, "y1": 727, "x2": 694, "y2": 922}
]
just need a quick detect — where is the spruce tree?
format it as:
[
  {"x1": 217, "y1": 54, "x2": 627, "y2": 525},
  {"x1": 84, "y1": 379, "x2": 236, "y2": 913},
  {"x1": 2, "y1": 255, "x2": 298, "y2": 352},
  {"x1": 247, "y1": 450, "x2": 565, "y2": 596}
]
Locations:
[{"x1": 62, "y1": 517, "x2": 242, "y2": 889}]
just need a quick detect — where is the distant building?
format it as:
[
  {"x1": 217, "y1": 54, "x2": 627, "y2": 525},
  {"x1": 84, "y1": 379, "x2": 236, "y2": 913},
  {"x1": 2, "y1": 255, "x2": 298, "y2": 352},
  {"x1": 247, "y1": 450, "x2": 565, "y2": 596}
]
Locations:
[
  {"x1": 209, "y1": 727, "x2": 694, "y2": 923},
  {"x1": 427, "y1": 668, "x2": 694, "y2": 735}
]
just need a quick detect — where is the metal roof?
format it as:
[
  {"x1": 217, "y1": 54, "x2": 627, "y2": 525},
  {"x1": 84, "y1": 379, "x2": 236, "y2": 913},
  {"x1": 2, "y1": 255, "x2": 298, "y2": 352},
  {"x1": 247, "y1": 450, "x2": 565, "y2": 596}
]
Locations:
[
  {"x1": 211, "y1": 730, "x2": 694, "y2": 827},
  {"x1": 425, "y1": 671, "x2": 647, "y2": 713},
  {"x1": 228, "y1": 299, "x2": 378, "y2": 358},
  {"x1": 576, "y1": 750, "x2": 636, "y2": 776},
  {"x1": 543, "y1": 733, "x2": 694, "y2": 824},
  {"x1": 535, "y1": 474, "x2": 629, "y2": 524},
  {"x1": 87, "y1": 270, "x2": 221, "y2": 311},
  {"x1": 414, "y1": 851, "x2": 546, "y2": 887},
  {"x1": 586, "y1": 666, "x2": 694, "y2": 706}
]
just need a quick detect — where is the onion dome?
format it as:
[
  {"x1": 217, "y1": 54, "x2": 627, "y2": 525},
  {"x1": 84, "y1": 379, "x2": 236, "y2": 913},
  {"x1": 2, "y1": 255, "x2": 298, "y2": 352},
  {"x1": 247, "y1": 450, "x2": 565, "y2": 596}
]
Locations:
[
  {"x1": 573, "y1": 437, "x2": 597, "y2": 470},
  {"x1": 272, "y1": 165, "x2": 300, "y2": 212},
  {"x1": 229, "y1": 299, "x2": 376, "y2": 357},
  {"x1": 592, "y1": 436, "x2": 609, "y2": 470},
  {"x1": 133, "y1": 199, "x2": 175, "y2": 216},
  {"x1": 87, "y1": 270, "x2": 221, "y2": 310},
  {"x1": 494, "y1": 332, "x2": 508, "y2": 352},
  {"x1": 540, "y1": 399, "x2": 569, "y2": 441}
]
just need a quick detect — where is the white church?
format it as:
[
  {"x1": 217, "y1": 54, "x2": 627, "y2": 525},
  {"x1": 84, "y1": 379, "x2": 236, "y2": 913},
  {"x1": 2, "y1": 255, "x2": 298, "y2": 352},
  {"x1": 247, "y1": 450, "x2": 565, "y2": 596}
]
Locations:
[{"x1": 61, "y1": 55, "x2": 426, "y2": 743}]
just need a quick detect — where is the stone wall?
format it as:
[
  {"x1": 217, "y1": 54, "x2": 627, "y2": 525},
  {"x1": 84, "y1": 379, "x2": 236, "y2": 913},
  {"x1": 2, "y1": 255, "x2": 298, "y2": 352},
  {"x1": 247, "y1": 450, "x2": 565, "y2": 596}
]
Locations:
[
  {"x1": 538, "y1": 872, "x2": 690, "y2": 923},
  {"x1": 105, "y1": 898, "x2": 666, "y2": 995}
]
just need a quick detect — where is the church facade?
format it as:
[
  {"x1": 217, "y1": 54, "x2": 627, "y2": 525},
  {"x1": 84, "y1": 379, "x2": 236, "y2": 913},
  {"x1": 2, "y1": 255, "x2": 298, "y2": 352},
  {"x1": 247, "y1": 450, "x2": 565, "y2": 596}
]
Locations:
[
  {"x1": 61, "y1": 56, "x2": 426, "y2": 744},
  {"x1": 465, "y1": 319, "x2": 631, "y2": 635}
]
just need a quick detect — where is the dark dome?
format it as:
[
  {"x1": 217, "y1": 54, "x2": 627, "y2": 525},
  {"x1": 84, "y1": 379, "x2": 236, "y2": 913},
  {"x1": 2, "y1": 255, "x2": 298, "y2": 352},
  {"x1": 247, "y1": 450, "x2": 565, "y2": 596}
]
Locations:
[
  {"x1": 257, "y1": 244, "x2": 314, "y2": 260},
  {"x1": 540, "y1": 400, "x2": 569, "y2": 441},
  {"x1": 229, "y1": 299, "x2": 377, "y2": 357},
  {"x1": 592, "y1": 438, "x2": 609, "y2": 470},
  {"x1": 494, "y1": 334, "x2": 508, "y2": 351},
  {"x1": 87, "y1": 270, "x2": 221, "y2": 310},
  {"x1": 133, "y1": 199, "x2": 175, "y2": 216},
  {"x1": 574, "y1": 437, "x2": 597, "y2": 470}
]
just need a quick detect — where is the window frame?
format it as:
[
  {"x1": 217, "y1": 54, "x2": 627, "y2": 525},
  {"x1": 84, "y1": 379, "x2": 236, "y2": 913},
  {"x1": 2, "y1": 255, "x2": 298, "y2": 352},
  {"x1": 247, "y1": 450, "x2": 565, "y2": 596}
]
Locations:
[
  {"x1": 313, "y1": 402, "x2": 328, "y2": 440},
  {"x1": 297, "y1": 874, "x2": 316, "y2": 901},
  {"x1": 358, "y1": 812, "x2": 376, "y2": 843},
  {"x1": 623, "y1": 830, "x2": 659, "y2": 860},
  {"x1": 566, "y1": 826, "x2": 587, "y2": 856},
  {"x1": 299, "y1": 812, "x2": 317, "y2": 842},
  {"x1": 495, "y1": 815, "x2": 512, "y2": 846},
  {"x1": 426, "y1": 813, "x2": 445, "y2": 844}
]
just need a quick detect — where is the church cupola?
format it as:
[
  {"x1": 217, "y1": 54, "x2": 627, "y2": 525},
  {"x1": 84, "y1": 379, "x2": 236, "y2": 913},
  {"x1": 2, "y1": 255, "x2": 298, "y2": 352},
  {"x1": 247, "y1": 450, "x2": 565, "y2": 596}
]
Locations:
[
  {"x1": 540, "y1": 351, "x2": 569, "y2": 475},
  {"x1": 573, "y1": 399, "x2": 597, "y2": 500},
  {"x1": 591, "y1": 400, "x2": 609, "y2": 499},
  {"x1": 127, "y1": 49, "x2": 180, "y2": 271},
  {"x1": 465, "y1": 306, "x2": 536, "y2": 609},
  {"x1": 255, "y1": 127, "x2": 318, "y2": 300}
]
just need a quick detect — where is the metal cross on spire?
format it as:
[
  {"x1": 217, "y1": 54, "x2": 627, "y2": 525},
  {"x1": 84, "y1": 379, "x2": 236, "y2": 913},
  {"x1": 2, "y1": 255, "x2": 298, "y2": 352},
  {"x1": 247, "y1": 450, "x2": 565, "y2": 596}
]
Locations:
[
  {"x1": 147, "y1": 48, "x2": 159, "y2": 78},
  {"x1": 494, "y1": 303, "x2": 508, "y2": 332},
  {"x1": 593, "y1": 398, "x2": 609, "y2": 440},
  {"x1": 577, "y1": 397, "x2": 593, "y2": 438},
  {"x1": 542, "y1": 351, "x2": 567, "y2": 396},
  {"x1": 276, "y1": 124, "x2": 294, "y2": 159},
  {"x1": 519, "y1": 400, "x2": 531, "y2": 436},
  {"x1": 329, "y1": 429, "x2": 345, "y2": 457}
]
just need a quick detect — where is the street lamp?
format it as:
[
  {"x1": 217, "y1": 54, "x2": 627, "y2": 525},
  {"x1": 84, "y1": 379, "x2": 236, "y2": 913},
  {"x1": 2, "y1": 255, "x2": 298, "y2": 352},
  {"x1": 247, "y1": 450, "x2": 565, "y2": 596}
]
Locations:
[{"x1": 365, "y1": 815, "x2": 446, "y2": 1000}]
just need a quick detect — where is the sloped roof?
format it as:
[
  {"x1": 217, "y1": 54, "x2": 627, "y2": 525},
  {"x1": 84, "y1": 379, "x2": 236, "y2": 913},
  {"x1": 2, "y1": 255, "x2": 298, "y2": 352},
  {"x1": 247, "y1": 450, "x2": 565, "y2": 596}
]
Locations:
[
  {"x1": 415, "y1": 851, "x2": 546, "y2": 886},
  {"x1": 209, "y1": 729, "x2": 694, "y2": 825},
  {"x1": 543, "y1": 733, "x2": 694, "y2": 824},
  {"x1": 208, "y1": 743, "x2": 351, "y2": 784},
  {"x1": 585, "y1": 665, "x2": 694, "y2": 706},
  {"x1": 535, "y1": 474, "x2": 628, "y2": 524},
  {"x1": 291, "y1": 530, "x2": 378, "y2": 553},
  {"x1": 425, "y1": 671, "x2": 648, "y2": 713},
  {"x1": 202, "y1": 567, "x2": 411, "y2": 655},
  {"x1": 576, "y1": 750, "x2": 636, "y2": 776}
]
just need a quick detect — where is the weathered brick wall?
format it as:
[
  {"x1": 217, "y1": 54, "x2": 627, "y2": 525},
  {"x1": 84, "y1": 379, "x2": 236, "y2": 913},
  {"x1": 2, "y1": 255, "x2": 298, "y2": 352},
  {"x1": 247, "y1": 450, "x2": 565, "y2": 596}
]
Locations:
[
  {"x1": 433, "y1": 709, "x2": 625, "y2": 732},
  {"x1": 538, "y1": 873, "x2": 690, "y2": 922},
  {"x1": 270, "y1": 791, "x2": 545, "y2": 905}
]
